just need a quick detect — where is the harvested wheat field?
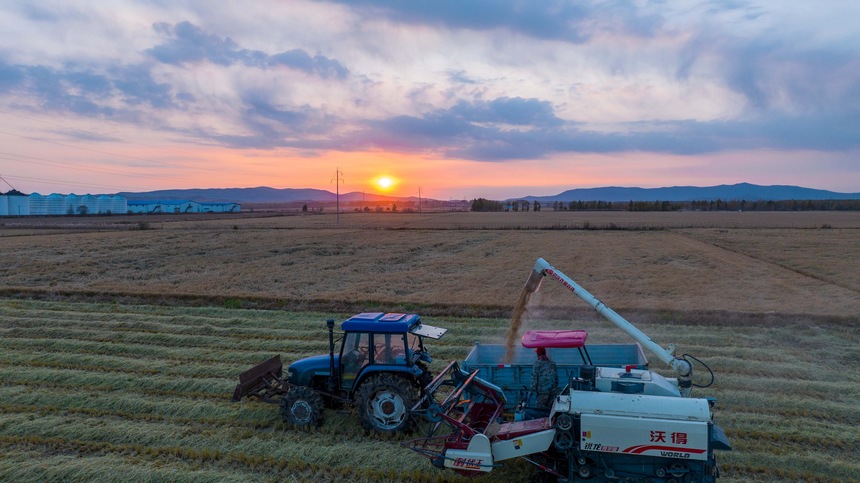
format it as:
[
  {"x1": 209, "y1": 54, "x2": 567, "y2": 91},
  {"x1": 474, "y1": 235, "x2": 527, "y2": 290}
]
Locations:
[{"x1": 1, "y1": 210, "x2": 858, "y2": 481}]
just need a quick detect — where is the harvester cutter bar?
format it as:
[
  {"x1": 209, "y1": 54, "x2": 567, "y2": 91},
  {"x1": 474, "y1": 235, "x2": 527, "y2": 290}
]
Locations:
[{"x1": 408, "y1": 359, "x2": 507, "y2": 455}]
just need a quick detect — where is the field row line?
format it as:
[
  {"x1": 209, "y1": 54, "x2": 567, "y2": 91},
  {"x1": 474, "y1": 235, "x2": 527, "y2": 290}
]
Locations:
[
  {"x1": 0, "y1": 435, "x2": 440, "y2": 483},
  {"x1": 0, "y1": 316, "x2": 326, "y2": 341},
  {"x1": 0, "y1": 301, "x2": 334, "y2": 328},
  {"x1": 0, "y1": 319, "x2": 330, "y2": 343},
  {"x1": 0, "y1": 374, "x2": 230, "y2": 401},
  {"x1": 0, "y1": 403, "x2": 273, "y2": 433},
  {"x1": 0, "y1": 307, "x2": 332, "y2": 332},
  {"x1": 675, "y1": 231, "x2": 860, "y2": 294},
  {"x1": 0, "y1": 329, "x2": 306, "y2": 353},
  {"x1": 0, "y1": 353, "x2": 243, "y2": 380},
  {"x1": 720, "y1": 400, "x2": 858, "y2": 426},
  {"x1": 0, "y1": 337, "x2": 306, "y2": 366}
]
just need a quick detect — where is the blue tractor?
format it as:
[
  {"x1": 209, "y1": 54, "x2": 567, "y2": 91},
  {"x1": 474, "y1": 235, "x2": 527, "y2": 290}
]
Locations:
[{"x1": 232, "y1": 312, "x2": 447, "y2": 433}]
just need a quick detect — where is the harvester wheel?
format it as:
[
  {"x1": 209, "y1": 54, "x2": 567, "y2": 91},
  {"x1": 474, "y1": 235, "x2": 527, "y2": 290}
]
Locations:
[
  {"x1": 281, "y1": 386, "x2": 323, "y2": 428},
  {"x1": 356, "y1": 373, "x2": 418, "y2": 433}
]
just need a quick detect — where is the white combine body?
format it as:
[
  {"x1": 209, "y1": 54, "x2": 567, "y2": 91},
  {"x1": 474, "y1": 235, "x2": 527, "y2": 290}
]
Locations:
[{"x1": 405, "y1": 258, "x2": 730, "y2": 482}]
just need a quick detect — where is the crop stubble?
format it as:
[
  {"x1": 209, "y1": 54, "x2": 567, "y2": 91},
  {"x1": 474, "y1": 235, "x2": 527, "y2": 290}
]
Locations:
[{"x1": 0, "y1": 211, "x2": 858, "y2": 481}]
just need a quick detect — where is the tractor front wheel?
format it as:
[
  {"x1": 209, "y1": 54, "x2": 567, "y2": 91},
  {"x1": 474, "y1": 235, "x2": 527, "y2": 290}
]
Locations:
[
  {"x1": 356, "y1": 373, "x2": 418, "y2": 433},
  {"x1": 281, "y1": 385, "x2": 324, "y2": 428}
]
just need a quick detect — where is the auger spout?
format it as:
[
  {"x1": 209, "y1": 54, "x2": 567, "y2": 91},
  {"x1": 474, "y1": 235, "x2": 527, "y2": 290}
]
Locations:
[{"x1": 526, "y1": 258, "x2": 693, "y2": 396}]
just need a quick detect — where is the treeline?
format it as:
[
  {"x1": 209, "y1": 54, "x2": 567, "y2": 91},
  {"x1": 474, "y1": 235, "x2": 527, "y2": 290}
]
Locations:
[
  {"x1": 471, "y1": 199, "x2": 543, "y2": 212},
  {"x1": 471, "y1": 198, "x2": 860, "y2": 212}
]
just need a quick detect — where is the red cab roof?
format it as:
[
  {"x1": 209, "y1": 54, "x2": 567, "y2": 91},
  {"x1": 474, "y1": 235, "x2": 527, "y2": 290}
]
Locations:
[{"x1": 521, "y1": 330, "x2": 588, "y2": 349}]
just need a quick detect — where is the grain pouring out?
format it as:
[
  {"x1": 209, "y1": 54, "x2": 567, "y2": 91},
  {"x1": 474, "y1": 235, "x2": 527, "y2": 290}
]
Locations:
[{"x1": 504, "y1": 288, "x2": 532, "y2": 363}]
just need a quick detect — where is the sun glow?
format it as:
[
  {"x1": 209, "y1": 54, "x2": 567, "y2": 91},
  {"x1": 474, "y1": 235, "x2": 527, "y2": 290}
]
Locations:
[{"x1": 375, "y1": 176, "x2": 396, "y2": 191}]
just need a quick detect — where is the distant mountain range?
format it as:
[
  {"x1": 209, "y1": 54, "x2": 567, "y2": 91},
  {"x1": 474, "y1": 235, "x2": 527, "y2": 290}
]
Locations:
[
  {"x1": 118, "y1": 183, "x2": 860, "y2": 203},
  {"x1": 520, "y1": 183, "x2": 860, "y2": 202}
]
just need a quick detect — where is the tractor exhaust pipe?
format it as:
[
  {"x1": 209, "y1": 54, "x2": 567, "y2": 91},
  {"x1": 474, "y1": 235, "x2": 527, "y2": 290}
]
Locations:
[{"x1": 326, "y1": 318, "x2": 337, "y2": 393}]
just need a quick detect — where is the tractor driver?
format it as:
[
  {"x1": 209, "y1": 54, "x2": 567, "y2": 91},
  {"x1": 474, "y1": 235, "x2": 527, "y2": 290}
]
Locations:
[{"x1": 530, "y1": 347, "x2": 558, "y2": 412}]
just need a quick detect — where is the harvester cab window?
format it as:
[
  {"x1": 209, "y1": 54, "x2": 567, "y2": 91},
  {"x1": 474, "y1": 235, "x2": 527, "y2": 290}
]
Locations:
[
  {"x1": 373, "y1": 333, "x2": 407, "y2": 365},
  {"x1": 341, "y1": 332, "x2": 369, "y2": 390}
]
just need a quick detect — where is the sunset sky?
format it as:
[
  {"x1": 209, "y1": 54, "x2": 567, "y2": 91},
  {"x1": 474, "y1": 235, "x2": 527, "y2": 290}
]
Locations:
[{"x1": 0, "y1": 1, "x2": 858, "y2": 200}]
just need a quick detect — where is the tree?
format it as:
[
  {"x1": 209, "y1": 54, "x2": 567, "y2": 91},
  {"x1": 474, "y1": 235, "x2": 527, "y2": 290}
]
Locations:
[
  {"x1": 302, "y1": 204, "x2": 308, "y2": 212},
  {"x1": 470, "y1": 198, "x2": 504, "y2": 212}
]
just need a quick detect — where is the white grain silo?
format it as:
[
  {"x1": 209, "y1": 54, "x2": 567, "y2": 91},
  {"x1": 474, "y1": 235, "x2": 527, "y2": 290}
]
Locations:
[
  {"x1": 97, "y1": 195, "x2": 111, "y2": 214},
  {"x1": 46, "y1": 193, "x2": 66, "y2": 215},
  {"x1": 111, "y1": 195, "x2": 127, "y2": 214},
  {"x1": 29, "y1": 193, "x2": 46, "y2": 215},
  {"x1": 65, "y1": 194, "x2": 79, "y2": 214},
  {"x1": 81, "y1": 194, "x2": 97, "y2": 214}
]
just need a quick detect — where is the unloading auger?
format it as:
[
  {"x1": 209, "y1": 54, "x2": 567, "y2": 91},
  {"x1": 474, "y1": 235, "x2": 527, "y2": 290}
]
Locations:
[{"x1": 524, "y1": 257, "x2": 695, "y2": 397}]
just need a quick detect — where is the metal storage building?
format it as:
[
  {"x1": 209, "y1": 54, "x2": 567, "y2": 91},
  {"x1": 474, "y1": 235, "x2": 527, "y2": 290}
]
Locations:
[
  {"x1": 127, "y1": 200, "x2": 240, "y2": 213},
  {"x1": 0, "y1": 192, "x2": 30, "y2": 216},
  {"x1": 127, "y1": 200, "x2": 201, "y2": 214},
  {"x1": 200, "y1": 202, "x2": 241, "y2": 213},
  {"x1": 29, "y1": 193, "x2": 46, "y2": 215}
]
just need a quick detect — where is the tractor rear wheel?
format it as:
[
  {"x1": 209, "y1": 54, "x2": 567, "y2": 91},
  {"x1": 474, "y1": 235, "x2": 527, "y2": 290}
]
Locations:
[
  {"x1": 356, "y1": 373, "x2": 418, "y2": 433},
  {"x1": 281, "y1": 385, "x2": 323, "y2": 428}
]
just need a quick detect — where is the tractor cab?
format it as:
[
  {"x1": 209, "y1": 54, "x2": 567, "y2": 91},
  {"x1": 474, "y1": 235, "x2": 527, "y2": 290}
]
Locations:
[{"x1": 337, "y1": 312, "x2": 445, "y2": 391}]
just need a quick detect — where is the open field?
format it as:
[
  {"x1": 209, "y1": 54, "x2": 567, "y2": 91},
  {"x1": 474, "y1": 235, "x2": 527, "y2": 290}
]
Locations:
[
  {"x1": 1, "y1": 211, "x2": 858, "y2": 317},
  {"x1": 1, "y1": 211, "x2": 859, "y2": 481}
]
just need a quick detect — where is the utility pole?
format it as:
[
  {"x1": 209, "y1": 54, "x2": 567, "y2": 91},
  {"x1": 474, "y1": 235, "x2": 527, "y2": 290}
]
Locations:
[
  {"x1": 418, "y1": 186, "x2": 422, "y2": 213},
  {"x1": 331, "y1": 167, "x2": 344, "y2": 225}
]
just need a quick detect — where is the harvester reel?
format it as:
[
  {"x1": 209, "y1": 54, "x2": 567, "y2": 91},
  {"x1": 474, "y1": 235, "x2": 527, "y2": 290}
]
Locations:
[
  {"x1": 281, "y1": 386, "x2": 324, "y2": 428},
  {"x1": 357, "y1": 373, "x2": 419, "y2": 433}
]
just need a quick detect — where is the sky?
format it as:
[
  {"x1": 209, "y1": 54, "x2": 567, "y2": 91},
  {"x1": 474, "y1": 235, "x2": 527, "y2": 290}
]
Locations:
[{"x1": 0, "y1": 1, "x2": 858, "y2": 200}]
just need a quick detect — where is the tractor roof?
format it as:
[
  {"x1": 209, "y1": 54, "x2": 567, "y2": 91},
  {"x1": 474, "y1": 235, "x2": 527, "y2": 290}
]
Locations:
[{"x1": 341, "y1": 312, "x2": 421, "y2": 334}]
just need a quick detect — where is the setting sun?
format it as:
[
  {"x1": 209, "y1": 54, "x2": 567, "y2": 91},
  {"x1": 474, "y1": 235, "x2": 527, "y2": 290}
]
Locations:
[{"x1": 375, "y1": 176, "x2": 396, "y2": 191}]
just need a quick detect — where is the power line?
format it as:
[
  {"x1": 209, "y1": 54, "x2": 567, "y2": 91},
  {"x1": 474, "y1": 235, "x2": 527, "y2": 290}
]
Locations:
[
  {"x1": 0, "y1": 152, "x2": 187, "y2": 182},
  {"x1": 1, "y1": 174, "x2": 145, "y2": 193},
  {"x1": 0, "y1": 175, "x2": 17, "y2": 191},
  {"x1": 0, "y1": 126, "x2": 230, "y2": 176}
]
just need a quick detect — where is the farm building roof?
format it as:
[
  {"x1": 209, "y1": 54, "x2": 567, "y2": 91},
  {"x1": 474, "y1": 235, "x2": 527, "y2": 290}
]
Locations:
[{"x1": 127, "y1": 200, "x2": 194, "y2": 205}]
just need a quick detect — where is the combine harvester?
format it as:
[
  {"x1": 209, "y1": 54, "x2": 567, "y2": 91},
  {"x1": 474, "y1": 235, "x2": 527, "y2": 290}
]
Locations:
[{"x1": 405, "y1": 258, "x2": 731, "y2": 482}]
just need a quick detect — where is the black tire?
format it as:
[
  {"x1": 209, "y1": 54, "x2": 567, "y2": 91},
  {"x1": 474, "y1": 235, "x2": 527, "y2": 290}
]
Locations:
[
  {"x1": 281, "y1": 386, "x2": 324, "y2": 428},
  {"x1": 356, "y1": 373, "x2": 418, "y2": 433}
]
